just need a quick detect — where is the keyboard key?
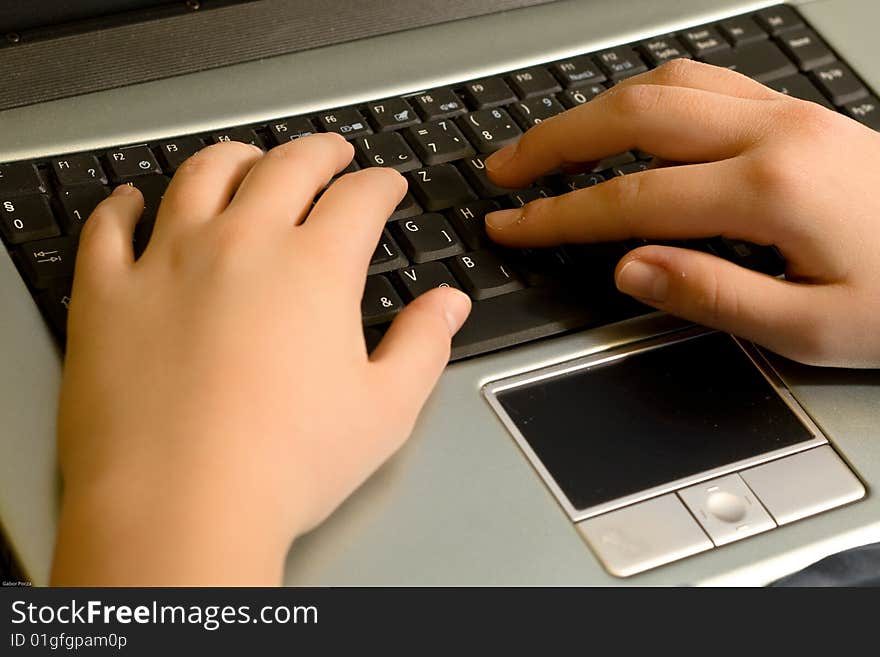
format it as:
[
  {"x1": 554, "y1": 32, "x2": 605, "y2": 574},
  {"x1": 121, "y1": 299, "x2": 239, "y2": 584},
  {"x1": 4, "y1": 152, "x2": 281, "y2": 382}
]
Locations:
[
  {"x1": 594, "y1": 151, "x2": 636, "y2": 173},
  {"x1": 458, "y1": 156, "x2": 516, "y2": 198},
  {"x1": 462, "y1": 77, "x2": 518, "y2": 109},
  {"x1": 449, "y1": 251, "x2": 524, "y2": 300},
  {"x1": 211, "y1": 127, "x2": 264, "y2": 149},
  {"x1": 50, "y1": 154, "x2": 107, "y2": 186},
  {"x1": 1, "y1": 195, "x2": 59, "y2": 244},
  {"x1": 267, "y1": 117, "x2": 316, "y2": 145},
  {"x1": 779, "y1": 29, "x2": 836, "y2": 71},
  {"x1": 640, "y1": 36, "x2": 692, "y2": 67},
  {"x1": 703, "y1": 41, "x2": 796, "y2": 83},
  {"x1": 507, "y1": 67, "x2": 561, "y2": 98},
  {"x1": 558, "y1": 172, "x2": 605, "y2": 192},
  {"x1": 558, "y1": 84, "x2": 605, "y2": 108},
  {"x1": 716, "y1": 239, "x2": 785, "y2": 276},
  {"x1": 404, "y1": 120, "x2": 474, "y2": 166},
  {"x1": 392, "y1": 213, "x2": 465, "y2": 263},
  {"x1": 446, "y1": 200, "x2": 500, "y2": 250},
  {"x1": 450, "y1": 286, "x2": 641, "y2": 361},
  {"x1": 157, "y1": 136, "x2": 204, "y2": 171},
  {"x1": 389, "y1": 192, "x2": 421, "y2": 221},
  {"x1": 844, "y1": 97, "x2": 880, "y2": 131},
  {"x1": 364, "y1": 98, "x2": 420, "y2": 132},
  {"x1": 551, "y1": 56, "x2": 606, "y2": 88},
  {"x1": 408, "y1": 164, "x2": 477, "y2": 211},
  {"x1": 394, "y1": 261, "x2": 461, "y2": 300},
  {"x1": 459, "y1": 108, "x2": 522, "y2": 153},
  {"x1": 354, "y1": 133, "x2": 421, "y2": 172},
  {"x1": 596, "y1": 48, "x2": 648, "y2": 81},
  {"x1": 611, "y1": 161, "x2": 650, "y2": 176},
  {"x1": 410, "y1": 89, "x2": 467, "y2": 121},
  {"x1": 105, "y1": 146, "x2": 162, "y2": 182},
  {"x1": 767, "y1": 75, "x2": 833, "y2": 108},
  {"x1": 368, "y1": 230, "x2": 408, "y2": 275},
  {"x1": 719, "y1": 16, "x2": 767, "y2": 46},
  {"x1": 57, "y1": 184, "x2": 110, "y2": 234},
  {"x1": 0, "y1": 162, "x2": 46, "y2": 196},
  {"x1": 17, "y1": 236, "x2": 77, "y2": 289},
  {"x1": 509, "y1": 96, "x2": 565, "y2": 129},
  {"x1": 809, "y1": 62, "x2": 868, "y2": 106},
  {"x1": 129, "y1": 175, "x2": 170, "y2": 256},
  {"x1": 361, "y1": 275, "x2": 404, "y2": 326},
  {"x1": 38, "y1": 282, "x2": 73, "y2": 337},
  {"x1": 755, "y1": 6, "x2": 804, "y2": 36},
  {"x1": 506, "y1": 187, "x2": 553, "y2": 208},
  {"x1": 318, "y1": 108, "x2": 372, "y2": 138},
  {"x1": 681, "y1": 26, "x2": 730, "y2": 56}
]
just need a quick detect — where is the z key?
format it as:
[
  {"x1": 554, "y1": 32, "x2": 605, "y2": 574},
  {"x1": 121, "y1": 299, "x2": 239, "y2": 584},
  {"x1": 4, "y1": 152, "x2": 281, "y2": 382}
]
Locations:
[{"x1": 408, "y1": 164, "x2": 477, "y2": 211}]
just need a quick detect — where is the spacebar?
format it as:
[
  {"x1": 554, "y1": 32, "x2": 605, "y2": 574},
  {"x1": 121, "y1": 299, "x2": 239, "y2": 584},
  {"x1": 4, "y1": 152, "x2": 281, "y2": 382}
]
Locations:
[{"x1": 450, "y1": 286, "x2": 640, "y2": 361}]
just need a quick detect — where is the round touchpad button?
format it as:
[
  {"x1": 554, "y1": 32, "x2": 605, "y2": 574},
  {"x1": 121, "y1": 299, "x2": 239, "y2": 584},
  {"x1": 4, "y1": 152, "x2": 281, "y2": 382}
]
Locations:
[{"x1": 706, "y1": 491, "x2": 748, "y2": 523}]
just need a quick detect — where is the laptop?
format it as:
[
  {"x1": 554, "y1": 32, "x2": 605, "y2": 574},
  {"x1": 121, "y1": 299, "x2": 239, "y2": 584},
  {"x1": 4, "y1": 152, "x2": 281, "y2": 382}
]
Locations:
[{"x1": 1, "y1": 0, "x2": 878, "y2": 585}]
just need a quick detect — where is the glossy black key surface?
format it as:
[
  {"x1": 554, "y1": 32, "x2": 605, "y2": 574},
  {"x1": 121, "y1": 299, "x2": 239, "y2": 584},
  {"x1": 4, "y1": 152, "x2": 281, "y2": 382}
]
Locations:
[
  {"x1": 719, "y1": 16, "x2": 767, "y2": 45},
  {"x1": 129, "y1": 175, "x2": 170, "y2": 256},
  {"x1": 779, "y1": 29, "x2": 836, "y2": 71},
  {"x1": 611, "y1": 161, "x2": 649, "y2": 176},
  {"x1": 461, "y1": 78, "x2": 518, "y2": 109},
  {"x1": 459, "y1": 108, "x2": 522, "y2": 154},
  {"x1": 50, "y1": 154, "x2": 107, "y2": 186},
  {"x1": 550, "y1": 56, "x2": 606, "y2": 88},
  {"x1": 1, "y1": 195, "x2": 59, "y2": 244},
  {"x1": 389, "y1": 192, "x2": 421, "y2": 221},
  {"x1": 755, "y1": 5, "x2": 804, "y2": 36},
  {"x1": 681, "y1": 26, "x2": 730, "y2": 56},
  {"x1": 716, "y1": 239, "x2": 785, "y2": 276},
  {"x1": 365, "y1": 98, "x2": 420, "y2": 132},
  {"x1": 507, "y1": 67, "x2": 561, "y2": 98},
  {"x1": 703, "y1": 41, "x2": 797, "y2": 83},
  {"x1": 509, "y1": 96, "x2": 565, "y2": 128},
  {"x1": 362, "y1": 275, "x2": 404, "y2": 326},
  {"x1": 57, "y1": 184, "x2": 110, "y2": 234},
  {"x1": 318, "y1": 108, "x2": 372, "y2": 138},
  {"x1": 105, "y1": 146, "x2": 162, "y2": 182},
  {"x1": 268, "y1": 117, "x2": 316, "y2": 145},
  {"x1": 506, "y1": 187, "x2": 552, "y2": 208},
  {"x1": 596, "y1": 48, "x2": 648, "y2": 81},
  {"x1": 0, "y1": 162, "x2": 46, "y2": 196},
  {"x1": 38, "y1": 282, "x2": 73, "y2": 337},
  {"x1": 392, "y1": 213, "x2": 464, "y2": 263},
  {"x1": 809, "y1": 62, "x2": 868, "y2": 106},
  {"x1": 767, "y1": 75, "x2": 834, "y2": 108},
  {"x1": 640, "y1": 36, "x2": 692, "y2": 67},
  {"x1": 410, "y1": 89, "x2": 466, "y2": 121},
  {"x1": 354, "y1": 133, "x2": 420, "y2": 172},
  {"x1": 448, "y1": 251, "x2": 524, "y2": 300},
  {"x1": 844, "y1": 97, "x2": 880, "y2": 131},
  {"x1": 368, "y1": 230, "x2": 408, "y2": 275},
  {"x1": 394, "y1": 261, "x2": 461, "y2": 300},
  {"x1": 211, "y1": 127, "x2": 263, "y2": 148},
  {"x1": 404, "y1": 120, "x2": 474, "y2": 166},
  {"x1": 446, "y1": 200, "x2": 500, "y2": 250},
  {"x1": 558, "y1": 84, "x2": 605, "y2": 108},
  {"x1": 408, "y1": 164, "x2": 477, "y2": 211},
  {"x1": 17, "y1": 236, "x2": 77, "y2": 289},
  {"x1": 157, "y1": 136, "x2": 204, "y2": 171},
  {"x1": 458, "y1": 156, "x2": 516, "y2": 198}
]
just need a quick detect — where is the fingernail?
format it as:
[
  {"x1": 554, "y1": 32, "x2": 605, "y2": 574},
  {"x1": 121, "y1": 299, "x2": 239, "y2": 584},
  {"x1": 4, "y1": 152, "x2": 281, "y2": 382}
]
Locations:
[
  {"x1": 112, "y1": 184, "x2": 136, "y2": 196},
  {"x1": 616, "y1": 260, "x2": 669, "y2": 303},
  {"x1": 485, "y1": 145, "x2": 516, "y2": 172},
  {"x1": 442, "y1": 289, "x2": 472, "y2": 335},
  {"x1": 485, "y1": 209, "x2": 522, "y2": 231}
]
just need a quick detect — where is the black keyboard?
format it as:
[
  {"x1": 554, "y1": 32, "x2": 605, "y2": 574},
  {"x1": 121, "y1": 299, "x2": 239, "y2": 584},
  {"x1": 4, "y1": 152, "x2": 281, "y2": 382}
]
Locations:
[{"x1": 2, "y1": 5, "x2": 877, "y2": 361}]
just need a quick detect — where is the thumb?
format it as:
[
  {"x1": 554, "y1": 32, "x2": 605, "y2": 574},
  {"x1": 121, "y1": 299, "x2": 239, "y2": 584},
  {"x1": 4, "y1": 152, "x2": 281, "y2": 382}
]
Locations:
[
  {"x1": 369, "y1": 286, "x2": 471, "y2": 428},
  {"x1": 615, "y1": 245, "x2": 829, "y2": 363}
]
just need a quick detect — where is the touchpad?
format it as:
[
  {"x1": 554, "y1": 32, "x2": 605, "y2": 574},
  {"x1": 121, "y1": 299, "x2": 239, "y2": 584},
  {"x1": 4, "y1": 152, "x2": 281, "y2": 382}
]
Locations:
[{"x1": 484, "y1": 331, "x2": 821, "y2": 519}]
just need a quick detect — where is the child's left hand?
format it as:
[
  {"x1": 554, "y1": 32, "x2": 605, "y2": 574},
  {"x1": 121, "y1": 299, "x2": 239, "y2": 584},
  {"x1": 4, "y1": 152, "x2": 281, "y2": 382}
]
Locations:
[{"x1": 51, "y1": 134, "x2": 471, "y2": 585}]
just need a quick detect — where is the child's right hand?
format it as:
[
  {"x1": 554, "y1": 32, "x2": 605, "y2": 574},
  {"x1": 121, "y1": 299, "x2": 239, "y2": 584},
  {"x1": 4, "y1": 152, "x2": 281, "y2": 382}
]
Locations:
[{"x1": 484, "y1": 59, "x2": 880, "y2": 368}]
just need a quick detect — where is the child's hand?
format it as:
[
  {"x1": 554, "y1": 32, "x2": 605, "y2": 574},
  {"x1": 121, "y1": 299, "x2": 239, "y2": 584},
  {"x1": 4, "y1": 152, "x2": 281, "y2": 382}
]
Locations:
[
  {"x1": 484, "y1": 60, "x2": 880, "y2": 368},
  {"x1": 51, "y1": 134, "x2": 471, "y2": 584}
]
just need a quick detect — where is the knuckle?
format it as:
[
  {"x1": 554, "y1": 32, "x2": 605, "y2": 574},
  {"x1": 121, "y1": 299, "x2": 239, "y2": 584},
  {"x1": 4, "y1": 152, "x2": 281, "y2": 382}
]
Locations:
[
  {"x1": 601, "y1": 173, "x2": 643, "y2": 233},
  {"x1": 792, "y1": 99, "x2": 840, "y2": 136},
  {"x1": 609, "y1": 83, "x2": 665, "y2": 117},
  {"x1": 744, "y1": 150, "x2": 801, "y2": 197},
  {"x1": 700, "y1": 267, "x2": 738, "y2": 324},
  {"x1": 651, "y1": 58, "x2": 700, "y2": 85}
]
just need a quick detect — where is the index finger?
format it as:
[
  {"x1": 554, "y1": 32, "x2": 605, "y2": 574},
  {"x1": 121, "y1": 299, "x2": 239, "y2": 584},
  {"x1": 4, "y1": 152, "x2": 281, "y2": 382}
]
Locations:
[{"x1": 485, "y1": 83, "x2": 770, "y2": 188}]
